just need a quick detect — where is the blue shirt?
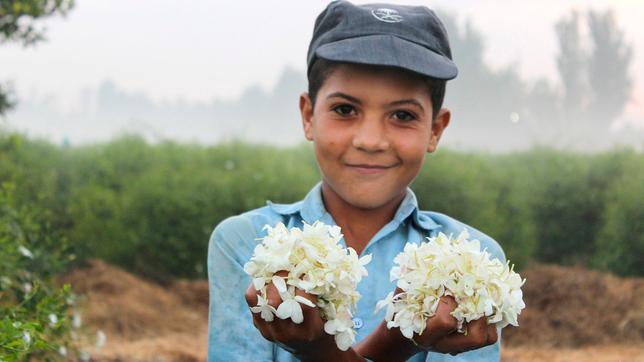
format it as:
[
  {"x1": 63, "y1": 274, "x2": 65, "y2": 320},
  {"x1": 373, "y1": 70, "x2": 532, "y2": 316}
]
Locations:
[{"x1": 207, "y1": 182, "x2": 505, "y2": 362}]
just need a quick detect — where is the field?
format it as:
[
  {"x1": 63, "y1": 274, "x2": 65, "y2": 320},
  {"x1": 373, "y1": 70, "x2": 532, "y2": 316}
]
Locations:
[
  {"x1": 2, "y1": 135, "x2": 643, "y2": 360},
  {"x1": 61, "y1": 260, "x2": 644, "y2": 362}
]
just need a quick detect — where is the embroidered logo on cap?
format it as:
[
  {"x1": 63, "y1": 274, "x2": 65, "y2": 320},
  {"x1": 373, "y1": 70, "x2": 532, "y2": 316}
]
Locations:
[{"x1": 372, "y1": 8, "x2": 403, "y2": 23}]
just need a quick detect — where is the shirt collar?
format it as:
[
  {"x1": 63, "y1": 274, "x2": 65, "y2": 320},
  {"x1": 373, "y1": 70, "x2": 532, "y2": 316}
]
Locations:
[{"x1": 267, "y1": 182, "x2": 441, "y2": 232}]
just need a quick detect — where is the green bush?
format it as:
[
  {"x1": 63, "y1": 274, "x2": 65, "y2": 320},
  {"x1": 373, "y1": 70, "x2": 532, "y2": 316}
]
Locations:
[
  {"x1": 591, "y1": 160, "x2": 644, "y2": 276},
  {"x1": 414, "y1": 151, "x2": 537, "y2": 269},
  {"x1": 0, "y1": 183, "x2": 78, "y2": 361},
  {"x1": 527, "y1": 151, "x2": 602, "y2": 264},
  {"x1": 1, "y1": 131, "x2": 642, "y2": 278}
]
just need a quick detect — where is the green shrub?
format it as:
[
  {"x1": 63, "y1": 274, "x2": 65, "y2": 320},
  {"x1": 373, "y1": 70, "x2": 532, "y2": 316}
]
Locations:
[
  {"x1": 0, "y1": 183, "x2": 78, "y2": 360},
  {"x1": 527, "y1": 150, "x2": 604, "y2": 265},
  {"x1": 414, "y1": 151, "x2": 537, "y2": 269},
  {"x1": 1, "y1": 131, "x2": 642, "y2": 279},
  {"x1": 591, "y1": 161, "x2": 644, "y2": 276}
]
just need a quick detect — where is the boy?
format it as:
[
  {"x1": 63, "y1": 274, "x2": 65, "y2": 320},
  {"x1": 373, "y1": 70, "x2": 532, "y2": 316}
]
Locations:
[{"x1": 208, "y1": 1, "x2": 505, "y2": 361}]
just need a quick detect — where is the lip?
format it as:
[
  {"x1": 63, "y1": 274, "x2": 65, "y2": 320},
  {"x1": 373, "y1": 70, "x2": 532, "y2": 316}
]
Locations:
[{"x1": 345, "y1": 163, "x2": 397, "y2": 175}]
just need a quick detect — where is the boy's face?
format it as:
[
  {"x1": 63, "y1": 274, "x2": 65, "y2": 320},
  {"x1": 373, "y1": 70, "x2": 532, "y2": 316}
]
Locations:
[{"x1": 300, "y1": 63, "x2": 451, "y2": 210}]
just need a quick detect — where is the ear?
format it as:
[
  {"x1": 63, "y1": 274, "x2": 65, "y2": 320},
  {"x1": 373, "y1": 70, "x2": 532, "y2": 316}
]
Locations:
[
  {"x1": 427, "y1": 108, "x2": 451, "y2": 153},
  {"x1": 299, "y1": 92, "x2": 314, "y2": 141}
]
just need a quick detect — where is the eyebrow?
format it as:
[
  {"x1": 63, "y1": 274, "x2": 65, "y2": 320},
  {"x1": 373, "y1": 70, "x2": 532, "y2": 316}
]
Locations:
[
  {"x1": 389, "y1": 99, "x2": 425, "y2": 113},
  {"x1": 326, "y1": 92, "x2": 362, "y2": 105},
  {"x1": 326, "y1": 92, "x2": 425, "y2": 113}
]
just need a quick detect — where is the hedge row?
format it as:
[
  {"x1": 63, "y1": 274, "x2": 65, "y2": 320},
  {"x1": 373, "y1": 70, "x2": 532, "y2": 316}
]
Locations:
[{"x1": 1, "y1": 132, "x2": 642, "y2": 279}]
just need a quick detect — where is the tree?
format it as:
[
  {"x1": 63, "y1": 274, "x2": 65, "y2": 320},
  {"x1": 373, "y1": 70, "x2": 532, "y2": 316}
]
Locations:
[
  {"x1": 0, "y1": 84, "x2": 12, "y2": 114},
  {"x1": 586, "y1": 10, "x2": 633, "y2": 125},
  {"x1": 438, "y1": 12, "x2": 527, "y2": 151},
  {"x1": 554, "y1": 9, "x2": 633, "y2": 136},
  {"x1": 555, "y1": 12, "x2": 586, "y2": 123},
  {"x1": 0, "y1": 0, "x2": 74, "y2": 115}
]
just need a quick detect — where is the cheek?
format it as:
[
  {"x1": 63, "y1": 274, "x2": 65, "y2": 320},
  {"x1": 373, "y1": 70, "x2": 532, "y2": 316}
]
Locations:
[
  {"x1": 396, "y1": 133, "x2": 429, "y2": 163},
  {"x1": 316, "y1": 125, "x2": 347, "y2": 156}
]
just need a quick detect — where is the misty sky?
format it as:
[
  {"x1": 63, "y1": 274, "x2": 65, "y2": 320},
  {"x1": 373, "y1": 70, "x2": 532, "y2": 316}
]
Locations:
[{"x1": 1, "y1": 0, "x2": 643, "y2": 132}]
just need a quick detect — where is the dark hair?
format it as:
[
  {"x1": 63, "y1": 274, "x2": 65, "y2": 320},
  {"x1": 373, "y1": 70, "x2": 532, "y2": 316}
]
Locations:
[{"x1": 307, "y1": 58, "x2": 446, "y2": 120}]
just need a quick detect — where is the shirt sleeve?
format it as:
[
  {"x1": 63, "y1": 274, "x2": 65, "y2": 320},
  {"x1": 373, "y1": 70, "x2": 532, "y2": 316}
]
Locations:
[{"x1": 207, "y1": 215, "x2": 275, "y2": 362}]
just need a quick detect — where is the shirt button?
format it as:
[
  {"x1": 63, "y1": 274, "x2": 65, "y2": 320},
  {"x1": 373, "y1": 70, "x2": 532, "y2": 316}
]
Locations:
[{"x1": 352, "y1": 317, "x2": 363, "y2": 329}]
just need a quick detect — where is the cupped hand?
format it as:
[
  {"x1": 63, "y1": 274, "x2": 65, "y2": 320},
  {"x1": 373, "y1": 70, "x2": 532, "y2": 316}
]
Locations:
[
  {"x1": 413, "y1": 295, "x2": 498, "y2": 355},
  {"x1": 356, "y1": 293, "x2": 498, "y2": 361},
  {"x1": 245, "y1": 272, "x2": 367, "y2": 362},
  {"x1": 244, "y1": 271, "x2": 329, "y2": 356}
]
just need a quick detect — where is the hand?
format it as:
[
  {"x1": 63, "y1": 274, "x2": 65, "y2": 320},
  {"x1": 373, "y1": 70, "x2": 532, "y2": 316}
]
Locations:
[
  {"x1": 356, "y1": 294, "x2": 498, "y2": 361},
  {"x1": 245, "y1": 271, "x2": 325, "y2": 346},
  {"x1": 413, "y1": 295, "x2": 498, "y2": 355},
  {"x1": 245, "y1": 272, "x2": 354, "y2": 361}
]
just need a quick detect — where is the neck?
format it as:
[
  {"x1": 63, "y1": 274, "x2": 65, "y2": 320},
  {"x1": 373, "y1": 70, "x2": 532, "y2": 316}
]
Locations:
[{"x1": 320, "y1": 183, "x2": 406, "y2": 255}]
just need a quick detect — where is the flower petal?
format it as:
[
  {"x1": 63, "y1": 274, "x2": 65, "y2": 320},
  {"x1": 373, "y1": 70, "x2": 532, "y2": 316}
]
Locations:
[
  {"x1": 276, "y1": 301, "x2": 293, "y2": 320},
  {"x1": 294, "y1": 295, "x2": 316, "y2": 308},
  {"x1": 272, "y1": 275, "x2": 287, "y2": 293}
]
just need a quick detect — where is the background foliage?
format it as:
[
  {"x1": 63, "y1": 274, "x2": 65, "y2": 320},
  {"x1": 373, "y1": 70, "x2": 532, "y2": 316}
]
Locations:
[
  {"x1": 1, "y1": 131, "x2": 642, "y2": 282},
  {"x1": 0, "y1": 180, "x2": 78, "y2": 360}
]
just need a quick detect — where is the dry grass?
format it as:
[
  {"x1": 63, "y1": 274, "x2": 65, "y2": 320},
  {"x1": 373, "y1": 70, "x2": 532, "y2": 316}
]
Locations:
[{"x1": 502, "y1": 344, "x2": 644, "y2": 362}]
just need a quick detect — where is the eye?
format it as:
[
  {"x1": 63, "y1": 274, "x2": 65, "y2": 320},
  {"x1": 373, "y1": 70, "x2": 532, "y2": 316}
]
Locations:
[
  {"x1": 332, "y1": 104, "x2": 356, "y2": 116},
  {"x1": 392, "y1": 110, "x2": 417, "y2": 122}
]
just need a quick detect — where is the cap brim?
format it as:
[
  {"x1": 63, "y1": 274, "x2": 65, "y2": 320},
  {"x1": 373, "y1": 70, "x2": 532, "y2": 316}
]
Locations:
[{"x1": 314, "y1": 34, "x2": 457, "y2": 80}]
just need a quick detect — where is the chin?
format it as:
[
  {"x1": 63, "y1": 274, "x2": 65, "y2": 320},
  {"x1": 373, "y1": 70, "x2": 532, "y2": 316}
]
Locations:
[{"x1": 346, "y1": 196, "x2": 385, "y2": 210}]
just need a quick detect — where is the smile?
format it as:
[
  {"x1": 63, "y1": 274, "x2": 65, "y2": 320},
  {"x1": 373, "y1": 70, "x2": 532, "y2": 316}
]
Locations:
[{"x1": 345, "y1": 163, "x2": 398, "y2": 175}]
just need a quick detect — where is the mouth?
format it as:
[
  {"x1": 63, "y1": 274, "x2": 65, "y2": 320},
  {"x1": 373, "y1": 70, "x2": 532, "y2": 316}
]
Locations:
[{"x1": 345, "y1": 163, "x2": 398, "y2": 175}]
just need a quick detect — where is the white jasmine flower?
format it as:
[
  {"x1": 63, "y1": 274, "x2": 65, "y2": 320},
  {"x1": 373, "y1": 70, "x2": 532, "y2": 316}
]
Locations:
[
  {"x1": 374, "y1": 291, "x2": 396, "y2": 322},
  {"x1": 48, "y1": 313, "x2": 58, "y2": 326},
  {"x1": 324, "y1": 310, "x2": 356, "y2": 351},
  {"x1": 274, "y1": 285, "x2": 316, "y2": 324},
  {"x1": 79, "y1": 351, "x2": 91, "y2": 362},
  {"x1": 18, "y1": 245, "x2": 33, "y2": 259},
  {"x1": 335, "y1": 329, "x2": 355, "y2": 351},
  {"x1": 245, "y1": 221, "x2": 371, "y2": 351},
  {"x1": 22, "y1": 282, "x2": 32, "y2": 294},
  {"x1": 276, "y1": 296, "x2": 304, "y2": 324},
  {"x1": 250, "y1": 294, "x2": 278, "y2": 322},
  {"x1": 96, "y1": 330, "x2": 106, "y2": 349},
  {"x1": 73, "y1": 313, "x2": 82, "y2": 328},
  {"x1": 375, "y1": 230, "x2": 525, "y2": 339},
  {"x1": 22, "y1": 331, "x2": 31, "y2": 345}
]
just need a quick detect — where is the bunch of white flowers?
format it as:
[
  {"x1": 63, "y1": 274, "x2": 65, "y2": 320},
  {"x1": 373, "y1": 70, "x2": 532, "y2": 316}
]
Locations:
[
  {"x1": 375, "y1": 231, "x2": 525, "y2": 339},
  {"x1": 244, "y1": 221, "x2": 372, "y2": 351}
]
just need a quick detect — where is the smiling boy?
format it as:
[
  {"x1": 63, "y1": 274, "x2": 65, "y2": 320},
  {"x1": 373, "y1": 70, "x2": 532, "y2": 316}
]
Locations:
[{"x1": 207, "y1": 1, "x2": 505, "y2": 361}]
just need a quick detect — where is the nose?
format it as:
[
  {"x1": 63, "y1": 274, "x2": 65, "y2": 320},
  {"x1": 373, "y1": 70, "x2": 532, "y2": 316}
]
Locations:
[{"x1": 352, "y1": 117, "x2": 389, "y2": 152}]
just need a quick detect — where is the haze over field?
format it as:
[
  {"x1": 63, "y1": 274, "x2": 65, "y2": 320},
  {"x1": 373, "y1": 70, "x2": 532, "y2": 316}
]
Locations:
[{"x1": 1, "y1": 0, "x2": 643, "y2": 151}]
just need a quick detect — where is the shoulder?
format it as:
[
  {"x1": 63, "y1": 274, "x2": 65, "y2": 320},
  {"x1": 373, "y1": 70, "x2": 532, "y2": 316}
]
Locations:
[
  {"x1": 209, "y1": 201, "x2": 303, "y2": 263},
  {"x1": 422, "y1": 210, "x2": 506, "y2": 264}
]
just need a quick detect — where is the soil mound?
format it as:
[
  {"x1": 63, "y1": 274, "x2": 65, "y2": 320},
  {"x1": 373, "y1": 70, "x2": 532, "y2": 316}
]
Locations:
[
  {"x1": 61, "y1": 259, "x2": 209, "y2": 361},
  {"x1": 503, "y1": 263, "x2": 644, "y2": 347}
]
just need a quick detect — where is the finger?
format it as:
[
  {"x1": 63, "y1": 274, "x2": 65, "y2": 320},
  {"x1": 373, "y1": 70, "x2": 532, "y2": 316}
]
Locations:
[
  {"x1": 294, "y1": 288, "x2": 323, "y2": 341},
  {"x1": 428, "y1": 295, "x2": 458, "y2": 334},
  {"x1": 294, "y1": 288, "x2": 318, "y2": 310},
  {"x1": 265, "y1": 280, "x2": 284, "y2": 309},
  {"x1": 415, "y1": 295, "x2": 458, "y2": 347},
  {"x1": 433, "y1": 318, "x2": 488, "y2": 355},
  {"x1": 486, "y1": 325, "x2": 498, "y2": 345},
  {"x1": 267, "y1": 312, "x2": 294, "y2": 342},
  {"x1": 245, "y1": 282, "x2": 259, "y2": 308},
  {"x1": 252, "y1": 312, "x2": 275, "y2": 342}
]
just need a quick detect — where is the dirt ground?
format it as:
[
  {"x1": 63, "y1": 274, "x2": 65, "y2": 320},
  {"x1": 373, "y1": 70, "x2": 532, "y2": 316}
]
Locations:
[{"x1": 61, "y1": 260, "x2": 644, "y2": 361}]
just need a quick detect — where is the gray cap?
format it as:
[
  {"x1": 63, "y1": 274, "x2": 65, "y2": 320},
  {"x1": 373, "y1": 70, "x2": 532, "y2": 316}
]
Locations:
[{"x1": 307, "y1": 1, "x2": 458, "y2": 80}]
